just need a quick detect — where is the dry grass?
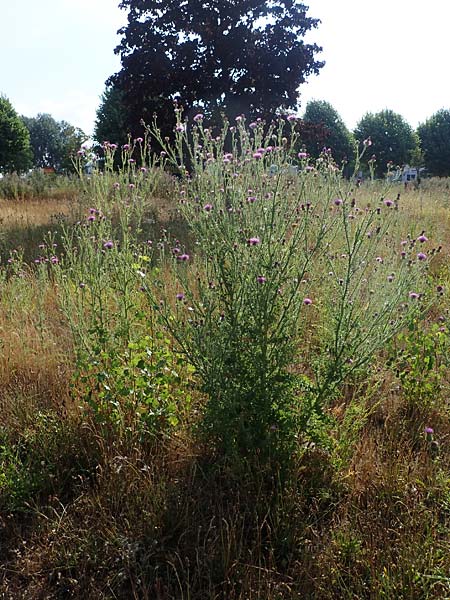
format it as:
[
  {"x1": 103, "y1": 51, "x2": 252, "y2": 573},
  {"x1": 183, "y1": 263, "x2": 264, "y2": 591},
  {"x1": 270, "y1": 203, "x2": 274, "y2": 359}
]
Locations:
[{"x1": 1, "y1": 179, "x2": 450, "y2": 598}]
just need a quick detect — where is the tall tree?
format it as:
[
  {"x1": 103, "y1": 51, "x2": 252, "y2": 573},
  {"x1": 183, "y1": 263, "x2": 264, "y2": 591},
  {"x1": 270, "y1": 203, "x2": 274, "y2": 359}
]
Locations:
[
  {"x1": 94, "y1": 84, "x2": 130, "y2": 147},
  {"x1": 417, "y1": 109, "x2": 450, "y2": 177},
  {"x1": 302, "y1": 100, "x2": 355, "y2": 166},
  {"x1": 0, "y1": 96, "x2": 32, "y2": 174},
  {"x1": 354, "y1": 110, "x2": 418, "y2": 177},
  {"x1": 22, "y1": 113, "x2": 86, "y2": 172},
  {"x1": 110, "y1": 0, "x2": 324, "y2": 135}
]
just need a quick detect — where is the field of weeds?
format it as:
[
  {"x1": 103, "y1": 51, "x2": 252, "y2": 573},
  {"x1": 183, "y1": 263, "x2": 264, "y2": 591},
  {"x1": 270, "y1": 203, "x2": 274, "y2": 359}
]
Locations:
[{"x1": 1, "y1": 119, "x2": 450, "y2": 599}]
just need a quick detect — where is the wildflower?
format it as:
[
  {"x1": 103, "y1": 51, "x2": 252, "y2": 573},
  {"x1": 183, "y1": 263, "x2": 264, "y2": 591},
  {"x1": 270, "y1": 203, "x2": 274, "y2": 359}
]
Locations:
[
  {"x1": 298, "y1": 152, "x2": 307, "y2": 159},
  {"x1": 135, "y1": 137, "x2": 143, "y2": 143},
  {"x1": 247, "y1": 196, "x2": 257, "y2": 203},
  {"x1": 193, "y1": 113, "x2": 204, "y2": 122},
  {"x1": 409, "y1": 292, "x2": 420, "y2": 299},
  {"x1": 376, "y1": 256, "x2": 383, "y2": 263},
  {"x1": 334, "y1": 198, "x2": 343, "y2": 206},
  {"x1": 253, "y1": 152, "x2": 263, "y2": 159},
  {"x1": 257, "y1": 275, "x2": 266, "y2": 284},
  {"x1": 425, "y1": 426, "x2": 434, "y2": 436},
  {"x1": 175, "y1": 124, "x2": 185, "y2": 133},
  {"x1": 79, "y1": 282, "x2": 86, "y2": 289},
  {"x1": 287, "y1": 114, "x2": 297, "y2": 122},
  {"x1": 110, "y1": 144, "x2": 118, "y2": 150},
  {"x1": 384, "y1": 199, "x2": 394, "y2": 207},
  {"x1": 203, "y1": 203, "x2": 213, "y2": 212},
  {"x1": 103, "y1": 240, "x2": 114, "y2": 250},
  {"x1": 140, "y1": 167, "x2": 147, "y2": 173},
  {"x1": 249, "y1": 122, "x2": 257, "y2": 129},
  {"x1": 178, "y1": 253, "x2": 190, "y2": 261},
  {"x1": 437, "y1": 285, "x2": 444, "y2": 293},
  {"x1": 129, "y1": 183, "x2": 135, "y2": 189},
  {"x1": 387, "y1": 274, "x2": 394, "y2": 282},
  {"x1": 417, "y1": 234, "x2": 428, "y2": 243},
  {"x1": 50, "y1": 256, "x2": 59, "y2": 264},
  {"x1": 122, "y1": 143, "x2": 130, "y2": 150},
  {"x1": 303, "y1": 297, "x2": 312, "y2": 305},
  {"x1": 113, "y1": 182, "x2": 120, "y2": 189},
  {"x1": 176, "y1": 293, "x2": 185, "y2": 301},
  {"x1": 417, "y1": 252, "x2": 427, "y2": 261},
  {"x1": 247, "y1": 237, "x2": 260, "y2": 246}
]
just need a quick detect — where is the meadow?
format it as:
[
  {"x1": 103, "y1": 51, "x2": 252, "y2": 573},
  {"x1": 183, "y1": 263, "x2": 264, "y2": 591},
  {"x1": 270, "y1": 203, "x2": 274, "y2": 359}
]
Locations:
[{"x1": 1, "y1": 117, "x2": 450, "y2": 599}]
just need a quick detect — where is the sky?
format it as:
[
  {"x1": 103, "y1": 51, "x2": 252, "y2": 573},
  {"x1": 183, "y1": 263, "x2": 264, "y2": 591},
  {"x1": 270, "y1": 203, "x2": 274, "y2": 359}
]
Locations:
[{"x1": 1, "y1": 0, "x2": 450, "y2": 137}]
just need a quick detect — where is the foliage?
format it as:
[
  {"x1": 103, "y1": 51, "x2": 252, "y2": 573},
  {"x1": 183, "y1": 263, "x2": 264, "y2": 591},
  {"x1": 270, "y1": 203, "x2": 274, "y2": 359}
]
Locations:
[
  {"x1": 417, "y1": 109, "x2": 450, "y2": 177},
  {"x1": 354, "y1": 109, "x2": 419, "y2": 177},
  {"x1": 110, "y1": 0, "x2": 324, "y2": 136},
  {"x1": 22, "y1": 113, "x2": 87, "y2": 173},
  {"x1": 94, "y1": 83, "x2": 130, "y2": 148},
  {"x1": 144, "y1": 113, "x2": 428, "y2": 466},
  {"x1": 0, "y1": 95, "x2": 32, "y2": 174},
  {"x1": 302, "y1": 100, "x2": 355, "y2": 167}
]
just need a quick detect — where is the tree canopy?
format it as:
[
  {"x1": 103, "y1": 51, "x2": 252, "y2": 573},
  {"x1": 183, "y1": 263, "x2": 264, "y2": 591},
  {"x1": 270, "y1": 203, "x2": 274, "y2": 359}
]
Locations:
[
  {"x1": 353, "y1": 110, "x2": 419, "y2": 177},
  {"x1": 94, "y1": 84, "x2": 130, "y2": 147},
  {"x1": 302, "y1": 100, "x2": 355, "y2": 166},
  {"x1": 110, "y1": 0, "x2": 324, "y2": 136},
  {"x1": 22, "y1": 113, "x2": 87, "y2": 172},
  {"x1": 0, "y1": 96, "x2": 32, "y2": 174},
  {"x1": 417, "y1": 109, "x2": 450, "y2": 177}
]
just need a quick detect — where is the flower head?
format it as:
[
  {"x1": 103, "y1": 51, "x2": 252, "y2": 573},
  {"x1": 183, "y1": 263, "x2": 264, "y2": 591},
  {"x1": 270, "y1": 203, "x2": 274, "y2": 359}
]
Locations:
[
  {"x1": 247, "y1": 237, "x2": 260, "y2": 246},
  {"x1": 257, "y1": 275, "x2": 266, "y2": 284},
  {"x1": 417, "y1": 252, "x2": 427, "y2": 261},
  {"x1": 417, "y1": 234, "x2": 428, "y2": 243},
  {"x1": 103, "y1": 240, "x2": 114, "y2": 250},
  {"x1": 303, "y1": 297, "x2": 312, "y2": 305}
]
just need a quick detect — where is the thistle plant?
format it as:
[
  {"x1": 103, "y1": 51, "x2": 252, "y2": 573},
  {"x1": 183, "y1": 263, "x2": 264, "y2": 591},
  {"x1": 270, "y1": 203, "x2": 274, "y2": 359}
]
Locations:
[
  {"x1": 52, "y1": 181, "x2": 185, "y2": 434},
  {"x1": 145, "y1": 114, "x2": 431, "y2": 465}
]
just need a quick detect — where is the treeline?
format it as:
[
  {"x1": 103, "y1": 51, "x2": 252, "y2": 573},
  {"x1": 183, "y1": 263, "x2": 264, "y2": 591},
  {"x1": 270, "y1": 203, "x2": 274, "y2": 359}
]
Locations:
[{"x1": 0, "y1": 95, "x2": 86, "y2": 175}]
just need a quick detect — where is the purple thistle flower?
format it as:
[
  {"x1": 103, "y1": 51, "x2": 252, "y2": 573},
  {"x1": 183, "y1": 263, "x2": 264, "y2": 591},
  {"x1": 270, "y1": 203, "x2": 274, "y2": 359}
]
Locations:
[
  {"x1": 303, "y1": 297, "x2": 312, "y2": 305},
  {"x1": 417, "y1": 234, "x2": 428, "y2": 243},
  {"x1": 298, "y1": 152, "x2": 307, "y2": 159},
  {"x1": 50, "y1": 256, "x2": 59, "y2": 264},
  {"x1": 417, "y1": 252, "x2": 427, "y2": 261},
  {"x1": 409, "y1": 292, "x2": 420, "y2": 299},
  {"x1": 253, "y1": 152, "x2": 263, "y2": 159},
  {"x1": 384, "y1": 199, "x2": 394, "y2": 207},
  {"x1": 193, "y1": 113, "x2": 204, "y2": 122},
  {"x1": 103, "y1": 240, "x2": 114, "y2": 250},
  {"x1": 135, "y1": 137, "x2": 143, "y2": 143},
  {"x1": 122, "y1": 143, "x2": 130, "y2": 150},
  {"x1": 334, "y1": 198, "x2": 343, "y2": 206},
  {"x1": 247, "y1": 196, "x2": 257, "y2": 203},
  {"x1": 176, "y1": 293, "x2": 185, "y2": 301},
  {"x1": 257, "y1": 275, "x2": 266, "y2": 284},
  {"x1": 247, "y1": 237, "x2": 260, "y2": 246},
  {"x1": 425, "y1": 427, "x2": 434, "y2": 435},
  {"x1": 203, "y1": 203, "x2": 213, "y2": 212},
  {"x1": 178, "y1": 253, "x2": 190, "y2": 261}
]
